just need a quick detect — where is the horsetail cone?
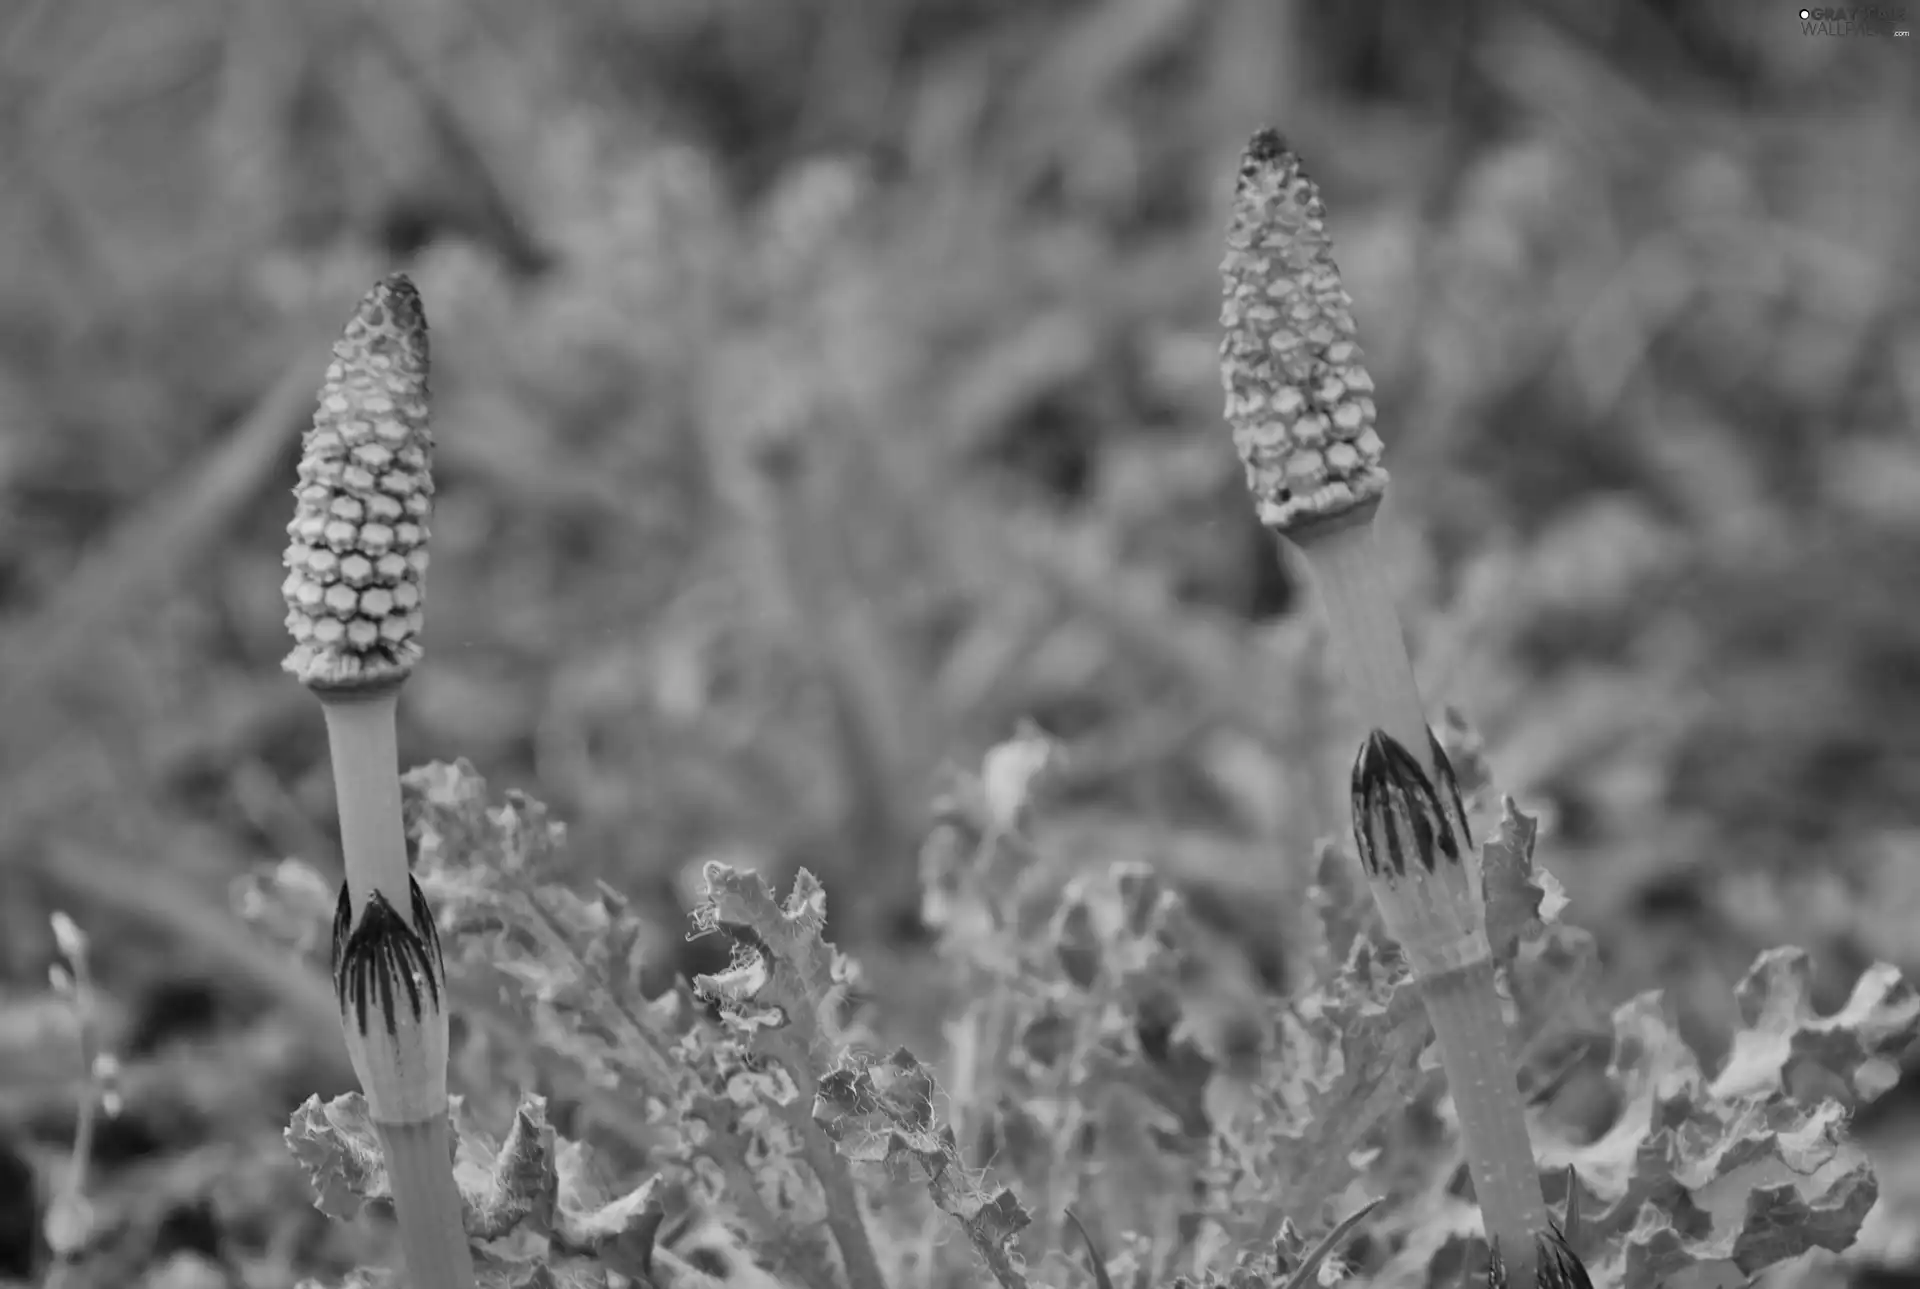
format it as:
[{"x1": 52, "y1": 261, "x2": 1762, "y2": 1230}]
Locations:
[
  {"x1": 282, "y1": 274, "x2": 433, "y2": 696},
  {"x1": 1221, "y1": 129, "x2": 1430, "y2": 771},
  {"x1": 1220, "y1": 129, "x2": 1387, "y2": 539}
]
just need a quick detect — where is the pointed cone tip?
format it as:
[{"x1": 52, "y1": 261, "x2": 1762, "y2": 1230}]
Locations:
[
  {"x1": 1243, "y1": 127, "x2": 1295, "y2": 166},
  {"x1": 345, "y1": 273, "x2": 428, "y2": 360}
]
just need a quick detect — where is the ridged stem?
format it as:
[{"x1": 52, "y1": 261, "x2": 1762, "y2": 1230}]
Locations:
[
  {"x1": 786, "y1": 1102, "x2": 892, "y2": 1289},
  {"x1": 1418, "y1": 961, "x2": 1549, "y2": 1269},
  {"x1": 1289, "y1": 509, "x2": 1431, "y2": 774},
  {"x1": 1296, "y1": 518, "x2": 1548, "y2": 1287},
  {"x1": 377, "y1": 1117, "x2": 477, "y2": 1289},
  {"x1": 321, "y1": 691, "x2": 474, "y2": 1289}
]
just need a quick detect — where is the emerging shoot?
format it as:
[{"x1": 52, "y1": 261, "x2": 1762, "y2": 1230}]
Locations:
[
  {"x1": 283, "y1": 274, "x2": 473, "y2": 1289},
  {"x1": 1221, "y1": 130, "x2": 1569, "y2": 1286}
]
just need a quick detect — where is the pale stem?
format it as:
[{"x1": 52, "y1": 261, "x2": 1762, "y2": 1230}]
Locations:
[
  {"x1": 1290, "y1": 512, "x2": 1433, "y2": 778},
  {"x1": 321, "y1": 692, "x2": 412, "y2": 917},
  {"x1": 320, "y1": 690, "x2": 475, "y2": 1289},
  {"x1": 1421, "y1": 962, "x2": 1549, "y2": 1285},
  {"x1": 1290, "y1": 507, "x2": 1549, "y2": 1286},
  {"x1": 378, "y1": 1117, "x2": 478, "y2": 1289}
]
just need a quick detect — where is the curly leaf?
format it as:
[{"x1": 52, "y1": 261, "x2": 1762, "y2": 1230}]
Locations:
[
  {"x1": 288, "y1": 1089, "x2": 663, "y2": 1272},
  {"x1": 472, "y1": 1249, "x2": 612, "y2": 1288},
  {"x1": 816, "y1": 1046, "x2": 1033, "y2": 1288},
  {"x1": 285, "y1": 1093, "x2": 391, "y2": 1222},
  {"x1": 1205, "y1": 936, "x2": 1430, "y2": 1231},
  {"x1": 455, "y1": 1092, "x2": 665, "y2": 1257},
  {"x1": 1479, "y1": 795, "x2": 1610, "y2": 1065},
  {"x1": 455, "y1": 1094, "x2": 561, "y2": 1239},
  {"x1": 1479, "y1": 798, "x2": 1553, "y2": 970},
  {"x1": 1711, "y1": 947, "x2": 1920, "y2": 1107},
  {"x1": 546, "y1": 1137, "x2": 667, "y2": 1258},
  {"x1": 404, "y1": 761, "x2": 690, "y2": 1101},
  {"x1": 692, "y1": 863, "x2": 856, "y2": 1073},
  {"x1": 1534, "y1": 948, "x2": 1918, "y2": 1284}
]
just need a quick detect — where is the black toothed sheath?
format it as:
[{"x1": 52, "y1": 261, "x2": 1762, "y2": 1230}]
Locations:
[
  {"x1": 333, "y1": 882, "x2": 444, "y2": 1044},
  {"x1": 1351, "y1": 731, "x2": 1546, "y2": 1275},
  {"x1": 1490, "y1": 1228, "x2": 1593, "y2": 1289},
  {"x1": 285, "y1": 276, "x2": 474, "y2": 1289}
]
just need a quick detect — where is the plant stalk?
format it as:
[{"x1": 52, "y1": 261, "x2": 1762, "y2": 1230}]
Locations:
[
  {"x1": 1220, "y1": 128, "x2": 1553, "y2": 1283},
  {"x1": 378, "y1": 1117, "x2": 476, "y2": 1289},
  {"x1": 1301, "y1": 524, "x2": 1549, "y2": 1285},
  {"x1": 323, "y1": 691, "x2": 476, "y2": 1289},
  {"x1": 282, "y1": 273, "x2": 471, "y2": 1288},
  {"x1": 324, "y1": 694, "x2": 413, "y2": 914},
  {"x1": 1289, "y1": 511, "x2": 1430, "y2": 772}
]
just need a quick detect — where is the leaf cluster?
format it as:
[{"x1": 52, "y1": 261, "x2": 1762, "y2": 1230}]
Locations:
[{"x1": 256, "y1": 738, "x2": 1920, "y2": 1289}]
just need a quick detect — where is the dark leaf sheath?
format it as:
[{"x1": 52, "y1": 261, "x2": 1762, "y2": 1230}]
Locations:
[
  {"x1": 1350, "y1": 727, "x2": 1472, "y2": 878},
  {"x1": 1487, "y1": 1228, "x2": 1592, "y2": 1289},
  {"x1": 331, "y1": 879, "x2": 445, "y2": 1037}
]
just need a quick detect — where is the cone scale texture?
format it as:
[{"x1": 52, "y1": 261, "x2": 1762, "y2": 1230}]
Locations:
[
  {"x1": 282, "y1": 275, "x2": 434, "y2": 695},
  {"x1": 1220, "y1": 130, "x2": 1387, "y2": 538}
]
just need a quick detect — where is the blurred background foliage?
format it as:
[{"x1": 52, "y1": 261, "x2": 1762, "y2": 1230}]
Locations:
[{"x1": 1, "y1": 0, "x2": 1918, "y2": 1282}]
